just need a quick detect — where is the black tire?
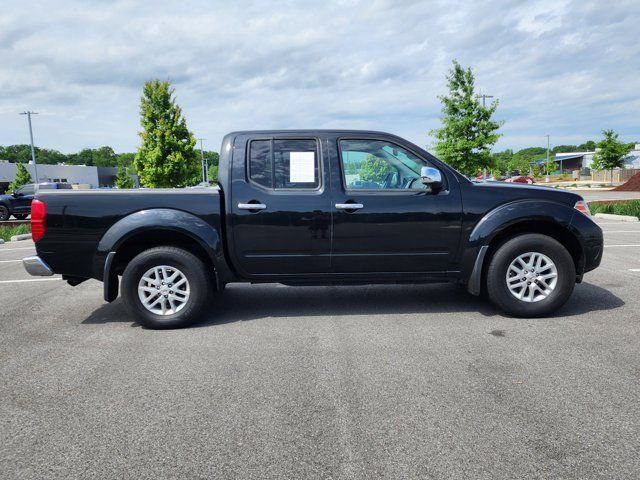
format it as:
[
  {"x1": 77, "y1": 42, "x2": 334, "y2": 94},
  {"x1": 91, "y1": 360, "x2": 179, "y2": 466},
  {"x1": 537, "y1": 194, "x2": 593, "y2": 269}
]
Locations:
[
  {"x1": 0, "y1": 206, "x2": 10, "y2": 222},
  {"x1": 121, "y1": 246, "x2": 213, "y2": 329},
  {"x1": 486, "y1": 233, "x2": 575, "y2": 317},
  {"x1": 13, "y1": 214, "x2": 28, "y2": 220}
]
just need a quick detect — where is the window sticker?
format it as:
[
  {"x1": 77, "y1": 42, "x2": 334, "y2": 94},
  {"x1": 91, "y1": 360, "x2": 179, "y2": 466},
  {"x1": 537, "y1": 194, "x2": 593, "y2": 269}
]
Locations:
[{"x1": 289, "y1": 151, "x2": 315, "y2": 183}]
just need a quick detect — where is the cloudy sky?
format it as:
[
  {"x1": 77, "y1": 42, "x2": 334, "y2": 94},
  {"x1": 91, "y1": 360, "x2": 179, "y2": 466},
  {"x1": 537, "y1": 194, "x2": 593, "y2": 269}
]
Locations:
[{"x1": 1, "y1": 0, "x2": 638, "y2": 154}]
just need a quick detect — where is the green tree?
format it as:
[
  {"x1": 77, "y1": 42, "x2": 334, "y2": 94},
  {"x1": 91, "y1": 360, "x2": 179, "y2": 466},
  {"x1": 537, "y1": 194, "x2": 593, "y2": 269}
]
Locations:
[
  {"x1": 579, "y1": 140, "x2": 597, "y2": 151},
  {"x1": 544, "y1": 156, "x2": 558, "y2": 175},
  {"x1": 591, "y1": 129, "x2": 633, "y2": 184},
  {"x1": 208, "y1": 164, "x2": 219, "y2": 183},
  {"x1": 7, "y1": 162, "x2": 33, "y2": 192},
  {"x1": 115, "y1": 160, "x2": 135, "y2": 188},
  {"x1": 0, "y1": 145, "x2": 66, "y2": 165},
  {"x1": 67, "y1": 148, "x2": 96, "y2": 166},
  {"x1": 134, "y1": 80, "x2": 198, "y2": 187},
  {"x1": 93, "y1": 146, "x2": 117, "y2": 167},
  {"x1": 117, "y1": 153, "x2": 136, "y2": 167},
  {"x1": 430, "y1": 60, "x2": 502, "y2": 176},
  {"x1": 360, "y1": 154, "x2": 394, "y2": 183}
]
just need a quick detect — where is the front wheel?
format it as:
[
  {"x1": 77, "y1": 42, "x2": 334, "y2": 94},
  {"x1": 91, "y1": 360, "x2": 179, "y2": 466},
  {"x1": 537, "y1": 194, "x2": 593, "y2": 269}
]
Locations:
[
  {"x1": 121, "y1": 246, "x2": 213, "y2": 329},
  {"x1": 486, "y1": 234, "x2": 575, "y2": 317}
]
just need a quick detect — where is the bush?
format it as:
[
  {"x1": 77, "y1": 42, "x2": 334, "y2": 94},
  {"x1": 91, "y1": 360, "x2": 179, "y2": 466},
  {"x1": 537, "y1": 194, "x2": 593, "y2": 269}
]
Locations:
[
  {"x1": 0, "y1": 224, "x2": 31, "y2": 241},
  {"x1": 589, "y1": 200, "x2": 640, "y2": 219}
]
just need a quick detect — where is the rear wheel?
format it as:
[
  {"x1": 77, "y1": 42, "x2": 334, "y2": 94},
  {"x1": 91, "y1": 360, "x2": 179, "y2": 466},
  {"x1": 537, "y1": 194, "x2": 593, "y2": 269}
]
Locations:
[
  {"x1": 121, "y1": 246, "x2": 213, "y2": 329},
  {"x1": 486, "y1": 234, "x2": 575, "y2": 317},
  {"x1": 0, "y1": 206, "x2": 9, "y2": 222}
]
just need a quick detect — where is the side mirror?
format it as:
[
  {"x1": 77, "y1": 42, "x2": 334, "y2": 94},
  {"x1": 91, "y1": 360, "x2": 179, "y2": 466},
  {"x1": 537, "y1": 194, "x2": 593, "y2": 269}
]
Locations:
[{"x1": 421, "y1": 166, "x2": 443, "y2": 191}]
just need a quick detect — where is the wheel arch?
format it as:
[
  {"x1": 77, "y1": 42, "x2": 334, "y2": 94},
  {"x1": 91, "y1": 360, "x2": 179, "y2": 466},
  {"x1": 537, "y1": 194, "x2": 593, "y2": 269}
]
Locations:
[
  {"x1": 95, "y1": 208, "x2": 228, "y2": 301},
  {"x1": 464, "y1": 200, "x2": 584, "y2": 295}
]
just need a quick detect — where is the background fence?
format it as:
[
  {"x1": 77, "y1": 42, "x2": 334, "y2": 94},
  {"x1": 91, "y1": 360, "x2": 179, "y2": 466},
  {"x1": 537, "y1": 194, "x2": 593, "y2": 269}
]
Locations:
[{"x1": 591, "y1": 168, "x2": 640, "y2": 183}]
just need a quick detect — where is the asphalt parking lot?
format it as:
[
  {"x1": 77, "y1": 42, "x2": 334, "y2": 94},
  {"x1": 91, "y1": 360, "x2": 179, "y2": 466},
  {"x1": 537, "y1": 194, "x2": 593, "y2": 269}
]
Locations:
[{"x1": 1, "y1": 218, "x2": 639, "y2": 479}]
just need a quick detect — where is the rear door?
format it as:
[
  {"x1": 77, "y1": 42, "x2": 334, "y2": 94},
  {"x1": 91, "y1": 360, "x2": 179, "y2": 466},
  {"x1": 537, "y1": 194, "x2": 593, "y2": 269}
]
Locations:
[
  {"x1": 329, "y1": 136, "x2": 463, "y2": 273},
  {"x1": 229, "y1": 135, "x2": 332, "y2": 277}
]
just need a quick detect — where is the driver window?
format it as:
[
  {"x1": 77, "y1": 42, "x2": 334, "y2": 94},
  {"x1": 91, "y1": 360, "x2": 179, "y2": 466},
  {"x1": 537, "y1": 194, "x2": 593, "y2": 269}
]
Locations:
[
  {"x1": 17, "y1": 185, "x2": 35, "y2": 195},
  {"x1": 339, "y1": 139, "x2": 428, "y2": 190}
]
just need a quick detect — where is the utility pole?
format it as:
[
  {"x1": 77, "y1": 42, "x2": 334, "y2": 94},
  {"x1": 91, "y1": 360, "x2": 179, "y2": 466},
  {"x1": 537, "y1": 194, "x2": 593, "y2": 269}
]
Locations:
[
  {"x1": 198, "y1": 138, "x2": 207, "y2": 184},
  {"x1": 545, "y1": 134, "x2": 551, "y2": 174},
  {"x1": 477, "y1": 94, "x2": 494, "y2": 182},
  {"x1": 20, "y1": 111, "x2": 39, "y2": 187}
]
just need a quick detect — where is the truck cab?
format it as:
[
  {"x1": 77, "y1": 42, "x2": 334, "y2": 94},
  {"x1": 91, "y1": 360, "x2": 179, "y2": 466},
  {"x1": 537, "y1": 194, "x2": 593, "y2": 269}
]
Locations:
[{"x1": 223, "y1": 131, "x2": 462, "y2": 280}]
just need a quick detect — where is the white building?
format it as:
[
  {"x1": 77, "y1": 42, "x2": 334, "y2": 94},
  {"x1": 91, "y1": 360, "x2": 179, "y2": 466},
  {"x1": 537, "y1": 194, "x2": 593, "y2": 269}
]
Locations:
[
  {"x1": 555, "y1": 144, "x2": 640, "y2": 170},
  {"x1": 0, "y1": 161, "x2": 137, "y2": 192}
]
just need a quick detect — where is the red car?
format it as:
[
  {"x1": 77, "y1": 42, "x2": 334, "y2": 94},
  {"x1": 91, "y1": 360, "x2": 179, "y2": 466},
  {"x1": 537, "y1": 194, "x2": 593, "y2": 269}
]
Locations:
[{"x1": 504, "y1": 175, "x2": 535, "y2": 184}]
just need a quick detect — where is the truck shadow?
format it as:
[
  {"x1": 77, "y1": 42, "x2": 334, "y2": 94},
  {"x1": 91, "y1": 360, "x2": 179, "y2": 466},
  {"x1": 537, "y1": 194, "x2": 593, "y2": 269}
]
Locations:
[{"x1": 82, "y1": 281, "x2": 623, "y2": 328}]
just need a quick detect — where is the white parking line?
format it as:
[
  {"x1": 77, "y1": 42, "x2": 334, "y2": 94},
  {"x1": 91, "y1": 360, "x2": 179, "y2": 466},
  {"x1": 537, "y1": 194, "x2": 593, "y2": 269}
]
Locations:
[
  {"x1": 0, "y1": 260, "x2": 22, "y2": 263},
  {"x1": 629, "y1": 269, "x2": 640, "y2": 272},
  {"x1": 604, "y1": 244, "x2": 640, "y2": 247},
  {"x1": 602, "y1": 231, "x2": 640, "y2": 233},
  {"x1": 0, "y1": 278, "x2": 62, "y2": 284},
  {"x1": 0, "y1": 247, "x2": 35, "y2": 252}
]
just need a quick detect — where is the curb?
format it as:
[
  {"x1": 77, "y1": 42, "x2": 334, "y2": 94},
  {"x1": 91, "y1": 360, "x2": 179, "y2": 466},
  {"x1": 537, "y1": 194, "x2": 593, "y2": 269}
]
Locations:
[
  {"x1": 10, "y1": 234, "x2": 33, "y2": 241},
  {"x1": 593, "y1": 213, "x2": 639, "y2": 222}
]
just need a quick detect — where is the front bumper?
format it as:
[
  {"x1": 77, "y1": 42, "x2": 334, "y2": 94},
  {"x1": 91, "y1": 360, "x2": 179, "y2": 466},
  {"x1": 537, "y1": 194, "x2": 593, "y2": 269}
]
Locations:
[{"x1": 23, "y1": 256, "x2": 54, "y2": 276}]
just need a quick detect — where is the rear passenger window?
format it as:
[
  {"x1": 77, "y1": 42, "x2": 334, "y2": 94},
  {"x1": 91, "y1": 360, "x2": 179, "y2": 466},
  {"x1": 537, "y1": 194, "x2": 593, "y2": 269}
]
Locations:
[
  {"x1": 249, "y1": 140, "x2": 272, "y2": 188},
  {"x1": 248, "y1": 139, "x2": 319, "y2": 190}
]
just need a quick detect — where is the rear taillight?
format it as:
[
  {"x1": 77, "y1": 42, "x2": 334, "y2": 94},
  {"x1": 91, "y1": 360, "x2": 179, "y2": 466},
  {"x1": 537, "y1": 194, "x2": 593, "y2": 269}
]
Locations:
[
  {"x1": 31, "y1": 199, "x2": 46, "y2": 242},
  {"x1": 574, "y1": 200, "x2": 591, "y2": 217}
]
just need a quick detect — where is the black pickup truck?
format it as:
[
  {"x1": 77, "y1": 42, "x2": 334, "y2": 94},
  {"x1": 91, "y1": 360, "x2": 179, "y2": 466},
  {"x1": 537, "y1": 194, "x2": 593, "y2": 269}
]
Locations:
[{"x1": 23, "y1": 130, "x2": 603, "y2": 328}]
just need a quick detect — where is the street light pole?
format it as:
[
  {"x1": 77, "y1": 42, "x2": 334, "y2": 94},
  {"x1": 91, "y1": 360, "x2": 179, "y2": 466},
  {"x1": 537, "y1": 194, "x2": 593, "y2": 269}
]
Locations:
[
  {"x1": 477, "y1": 94, "x2": 494, "y2": 182},
  {"x1": 20, "y1": 111, "x2": 39, "y2": 187},
  {"x1": 545, "y1": 134, "x2": 550, "y2": 174},
  {"x1": 544, "y1": 134, "x2": 551, "y2": 182},
  {"x1": 198, "y1": 138, "x2": 207, "y2": 184}
]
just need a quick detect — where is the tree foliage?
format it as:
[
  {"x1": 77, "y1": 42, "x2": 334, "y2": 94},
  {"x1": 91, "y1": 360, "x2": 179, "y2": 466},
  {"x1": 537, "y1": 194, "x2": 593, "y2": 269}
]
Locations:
[
  {"x1": 7, "y1": 162, "x2": 33, "y2": 192},
  {"x1": 359, "y1": 154, "x2": 394, "y2": 183},
  {"x1": 134, "y1": 80, "x2": 198, "y2": 187},
  {"x1": 115, "y1": 160, "x2": 135, "y2": 189},
  {"x1": 208, "y1": 164, "x2": 219, "y2": 183},
  {"x1": 591, "y1": 129, "x2": 632, "y2": 172},
  {"x1": 0, "y1": 144, "x2": 135, "y2": 168},
  {"x1": 0, "y1": 145, "x2": 66, "y2": 165},
  {"x1": 430, "y1": 60, "x2": 502, "y2": 176}
]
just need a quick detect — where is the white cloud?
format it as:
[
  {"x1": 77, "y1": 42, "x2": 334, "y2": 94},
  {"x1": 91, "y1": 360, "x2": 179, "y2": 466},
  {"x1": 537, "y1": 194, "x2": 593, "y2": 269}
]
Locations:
[{"x1": 0, "y1": 0, "x2": 638, "y2": 153}]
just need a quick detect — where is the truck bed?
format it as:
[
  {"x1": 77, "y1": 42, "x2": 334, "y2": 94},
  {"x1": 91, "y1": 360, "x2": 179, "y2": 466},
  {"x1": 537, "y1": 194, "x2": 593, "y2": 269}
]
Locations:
[{"x1": 35, "y1": 188, "x2": 222, "y2": 280}]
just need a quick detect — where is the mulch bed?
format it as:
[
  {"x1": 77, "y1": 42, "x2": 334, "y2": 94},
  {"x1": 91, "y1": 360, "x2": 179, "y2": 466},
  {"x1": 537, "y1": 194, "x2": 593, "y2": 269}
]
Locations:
[{"x1": 614, "y1": 172, "x2": 640, "y2": 191}]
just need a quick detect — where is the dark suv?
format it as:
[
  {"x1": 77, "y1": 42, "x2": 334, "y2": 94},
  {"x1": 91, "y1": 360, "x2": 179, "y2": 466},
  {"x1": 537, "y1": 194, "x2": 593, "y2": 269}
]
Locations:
[{"x1": 0, "y1": 183, "x2": 72, "y2": 221}]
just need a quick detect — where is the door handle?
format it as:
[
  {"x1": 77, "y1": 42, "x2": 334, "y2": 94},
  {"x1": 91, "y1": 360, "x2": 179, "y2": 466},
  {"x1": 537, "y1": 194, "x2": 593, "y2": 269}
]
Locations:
[
  {"x1": 238, "y1": 202, "x2": 267, "y2": 210},
  {"x1": 335, "y1": 203, "x2": 364, "y2": 210}
]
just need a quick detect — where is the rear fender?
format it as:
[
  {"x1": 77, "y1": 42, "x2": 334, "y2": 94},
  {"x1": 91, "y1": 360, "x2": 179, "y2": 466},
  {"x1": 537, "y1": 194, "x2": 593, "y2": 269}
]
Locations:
[{"x1": 94, "y1": 209, "x2": 228, "y2": 301}]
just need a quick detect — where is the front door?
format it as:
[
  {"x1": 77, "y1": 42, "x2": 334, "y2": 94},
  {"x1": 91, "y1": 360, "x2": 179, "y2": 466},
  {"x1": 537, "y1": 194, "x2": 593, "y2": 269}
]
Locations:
[
  {"x1": 330, "y1": 137, "x2": 463, "y2": 274},
  {"x1": 13, "y1": 184, "x2": 36, "y2": 214},
  {"x1": 230, "y1": 136, "x2": 332, "y2": 277}
]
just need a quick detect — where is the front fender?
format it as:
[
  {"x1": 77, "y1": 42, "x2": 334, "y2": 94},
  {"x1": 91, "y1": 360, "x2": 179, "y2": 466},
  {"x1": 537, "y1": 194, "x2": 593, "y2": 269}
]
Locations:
[
  {"x1": 93, "y1": 209, "x2": 227, "y2": 295},
  {"x1": 462, "y1": 199, "x2": 577, "y2": 294},
  {"x1": 468, "y1": 199, "x2": 575, "y2": 247}
]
